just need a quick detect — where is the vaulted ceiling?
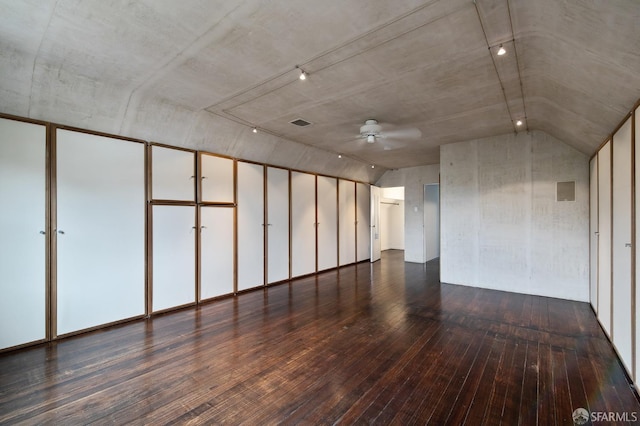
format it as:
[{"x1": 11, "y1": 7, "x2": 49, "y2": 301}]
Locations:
[{"x1": 1, "y1": 0, "x2": 639, "y2": 179}]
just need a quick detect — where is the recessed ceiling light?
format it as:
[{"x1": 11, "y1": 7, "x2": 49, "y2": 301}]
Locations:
[
  {"x1": 371, "y1": 165, "x2": 375, "y2": 169},
  {"x1": 516, "y1": 120, "x2": 523, "y2": 126},
  {"x1": 252, "y1": 127, "x2": 257, "y2": 133},
  {"x1": 497, "y1": 45, "x2": 506, "y2": 56},
  {"x1": 338, "y1": 154, "x2": 342, "y2": 159}
]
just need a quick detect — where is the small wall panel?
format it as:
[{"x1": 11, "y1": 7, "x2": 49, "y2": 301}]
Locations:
[
  {"x1": 200, "y1": 207, "x2": 234, "y2": 299},
  {"x1": 597, "y1": 140, "x2": 612, "y2": 337},
  {"x1": 267, "y1": 167, "x2": 289, "y2": 284},
  {"x1": 201, "y1": 154, "x2": 234, "y2": 203},
  {"x1": 339, "y1": 180, "x2": 356, "y2": 266},
  {"x1": 317, "y1": 176, "x2": 338, "y2": 271},
  {"x1": 356, "y1": 183, "x2": 371, "y2": 262},
  {"x1": 237, "y1": 162, "x2": 264, "y2": 290},
  {"x1": 611, "y1": 117, "x2": 633, "y2": 374},
  {"x1": 152, "y1": 205, "x2": 196, "y2": 312},
  {"x1": 57, "y1": 129, "x2": 145, "y2": 335},
  {"x1": 291, "y1": 172, "x2": 317, "y2": 277},
  {"x1": 0, "y1": 118, "x2": 47, "y2": 349},
  {"x1": 589, "y1": 156, "x2": 598, "y2": 312},
  {"x1": 151, "y1": 145, "x2": 195, "y2": 201}
]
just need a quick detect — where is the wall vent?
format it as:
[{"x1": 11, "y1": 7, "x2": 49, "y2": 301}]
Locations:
[
  {"x1": 290, "y1": 118, "x2": 312, "y2": 127},
  {"x1": 556, "y1": 181, "x2": 575, "y2": 202}
]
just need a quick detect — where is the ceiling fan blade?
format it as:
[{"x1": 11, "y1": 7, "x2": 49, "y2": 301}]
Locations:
[{"x1": 381, "y1": 127, "x2": 422, "y2": 140}]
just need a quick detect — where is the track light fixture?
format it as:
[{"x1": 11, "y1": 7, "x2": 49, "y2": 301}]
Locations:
[
  {"x1": 296, "y1": 65, "x2": 307, "y2": 80},
  {"x1": 497, "y1": 44, "x2": 506, "y2": 56}
]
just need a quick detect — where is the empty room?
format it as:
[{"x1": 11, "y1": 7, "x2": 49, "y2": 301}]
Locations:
[{"x1": 1, "y1": 0, "x2": 640, "y2": 424}]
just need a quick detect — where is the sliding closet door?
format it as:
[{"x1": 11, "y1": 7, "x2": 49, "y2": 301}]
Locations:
[
  {"x1": 201, "y1": 154, "x2": 234, "y2": 203},
  {"x1": 56, "y1": 129, "x2": 145, "y2": 335},
  {"x1": 200, "y1": 207, "x2": 234, "y2": 299},
  {"x1": 317, "y1": 176, "x2": 338, "y2": 271},
  {"x1": 267, "y1": 167, "x2": 289, "y2": 284},
  {"x1": 589, "y1": 156, "x2": 598, "y2": 312},
  {"x1": 636, "y1": 107, "x2": 640, "y2": 382},
  {"x1": 291, "y1": 172, "x2": 316, "y2": 277},
  {"x1": 612, "y1": 118, "x2": 633, "y2": 374},
  {"x1": 597, "y1": 141, "x2": 612, "y2": 337},
  {"x1": 356, "y1": 182, "x2": 371, "y2": 262},
  {"x1": 237, "y1": 162, "x2": 264, "y2": 291},
  {"x1": 0, "y1": 118, "x2": 46, "y2": 350},
  {"x1": 152, "y1": 205, "x2": 196, "y2": 311},
  {"x1": 151, "y1": 145, "x2": 195, "y2": 201},
  {"x1": 339, "y1": 180, "x2": 356, "y2": 266}
]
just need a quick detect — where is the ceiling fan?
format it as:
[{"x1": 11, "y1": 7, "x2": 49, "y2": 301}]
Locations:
[{"x1": 357, "y1": 119, "x2": 422, "y2": 149}]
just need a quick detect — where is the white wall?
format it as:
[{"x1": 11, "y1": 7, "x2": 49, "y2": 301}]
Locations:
[
  {"x1": 440, "y1": 130, "x2": 589, "y2": 302},
  {"x1": 376, "y1": 164, "x2": 440, "y2": 262}
]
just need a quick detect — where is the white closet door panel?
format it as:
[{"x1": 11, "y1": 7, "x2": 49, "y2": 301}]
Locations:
[
  {"x1": 57, "y1": 130, "x2": 145, "y2": 335},
  {"x1": 152, "y1": 146, "x2": 195, "y2": 201},
  {"x1": 317, "y1": 176, "x2": 338, "y2": 271},
  {"x1": 612, "y1": 117, "x2": 633, "y2": 375},
  {"x1": 589, "y1": 156, "x2": 598, "y2": 313},
  {"x1": 597, "y1": 141, "x2": 612, "y2": 337},
  {"x1": 0, "y1": 118, "x2": 46, "y2": 349},
  {"x1": 291, "y1": 172, "x2": 316, "y2": 277},
  {"x1": 201, "y1": 154, "x2": 234, "y2": 203},
  {"x1": 201, "y1": 207, "x2": 234, "y2": 299},
  {"x1": 267, "y1": 167, "x2": 289, "y2": 283},
  {"x1": 356, "y1": 183, "x2": 371, "y2": 262},
  {"x1": 152, "y1": 205, "x2": 196, "y2": 311},
  {"x1": 339, "y1": 180, "x2": 356, "y2": 266},
  {"x1": 237, "y1": 162, "x2": 264, "y2": 290},
  {"x1": 636, "y1": 108, "x2": 640, "y2": 382}
]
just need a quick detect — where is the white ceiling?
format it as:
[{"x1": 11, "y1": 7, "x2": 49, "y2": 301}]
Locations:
[{"x1": 1, "y1": 0, "x2": 639, "y2": 176}]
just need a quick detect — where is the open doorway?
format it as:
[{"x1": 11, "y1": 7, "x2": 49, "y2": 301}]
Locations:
[
  {"x1": 379, "y1": 187, "x2": 405, "y2": 252},
  {"x1": 424, "y1": 184, "x2": 440, "y2": 261}
]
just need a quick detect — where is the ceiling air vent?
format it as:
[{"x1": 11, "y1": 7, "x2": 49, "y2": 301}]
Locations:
[{"x1": 290, "y1": 118, "x2": 312, "y2": 127}]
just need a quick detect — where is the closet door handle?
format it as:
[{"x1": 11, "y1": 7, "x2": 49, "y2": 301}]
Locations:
[
  {"x1": 625, "y1": 243, "x2": 632, "y2": 248},
  {"x1": 39, "y1": 231, "x2": 46, "y2": 235},
  {"x1": 57, "y1": 230, "x2": 65, "y2": 235}
]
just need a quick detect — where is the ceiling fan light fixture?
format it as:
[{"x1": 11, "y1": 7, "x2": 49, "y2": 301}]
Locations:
[
  {"x1": 497, "y1": 44, "x2": 506, "y2": 56},
  {"x1": 367, "y1": 135, "x2": 376, "y2": 143}
]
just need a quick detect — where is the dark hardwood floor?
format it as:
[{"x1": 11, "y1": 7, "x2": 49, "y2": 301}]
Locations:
[{"x1": 1, "y1": 250, "x2": 639, "y2": 425}]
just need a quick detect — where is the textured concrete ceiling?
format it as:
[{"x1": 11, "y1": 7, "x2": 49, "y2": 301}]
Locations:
[{"x1": 1, "y1": 0, "x2": 639, "y2": 177}]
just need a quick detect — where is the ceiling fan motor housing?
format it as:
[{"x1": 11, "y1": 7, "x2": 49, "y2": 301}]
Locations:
[{"x1": 360, "y1": 119, "x2": 382, "y2": 142}]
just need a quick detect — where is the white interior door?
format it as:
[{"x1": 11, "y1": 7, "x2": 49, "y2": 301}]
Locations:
[
  {"x1": 589, "y1": 156, "x2": 598, "y2": 312},
  {"x1": 339, "y1": 180, "x2": 356, "y2": 266},
  {"x1": 151, "y1": 145, "x2": 195, "y2": 201},
  {"x1": 317, "y1": 176, "x2": 338, "y2": 271},
  {"x1": 597, "y1": 140, "x2": 612, "y2": 337},
  {"x1": 370, "y1": 185, "x2": 381, "y2": 262},
  {"x1": 152, "y1": 205, "x2": 196, "y2": 312},
  {"x1": 201, "y1": 154, "x2": 234, "y2": 203},
  {"x1": 200, "y1": 207, "x2": 234, "y2": 299},
  {"x1": 356, "y1": 183, "x2": 371, "y2": 262},
  {"x1": 424, "y1": 184, "x2": 440, "y2": 262},
  {"x1": 291, "y1": 172, "x2": 316, "y2": 277},
  {"x1": 267, "y1": 167, "x2": 289, "y2": 284},
  {"x1": 57, "y1": 129, "x2": 145, "y2": 335},
  {"x1": 0, "y1": 118, "x2": 47, "y2": 349},
  {"x1": 237, "y1": 162, "x2": 264, "y2": 290},
  {"x1": 612, "y1": 117, "x2": 633, "y2": 375}
]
